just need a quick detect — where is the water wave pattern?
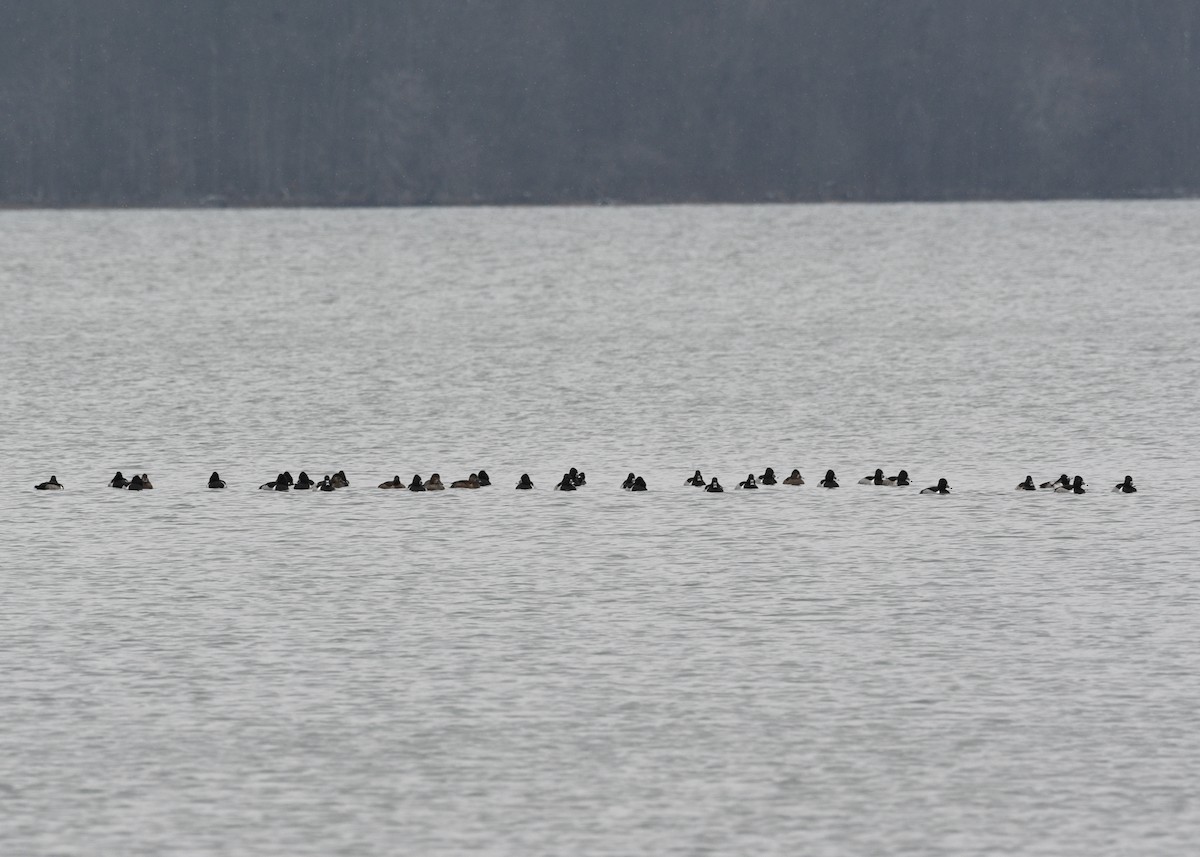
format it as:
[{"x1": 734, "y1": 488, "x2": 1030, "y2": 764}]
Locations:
[{"x1": 2, "y1": 204, "x2": 1199, "y2": 856}]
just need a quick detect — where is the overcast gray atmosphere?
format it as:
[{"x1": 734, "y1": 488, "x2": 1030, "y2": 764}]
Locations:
[
  {"x1": 3, "y1": 1, "x2": 1200, "y2": 205},
  {"x1": 4, "y1": 5, "x2": 1199, "y2": 857}
]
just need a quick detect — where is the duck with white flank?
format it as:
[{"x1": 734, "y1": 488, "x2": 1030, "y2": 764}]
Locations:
[
  {"x1": 859, "y1": 468, "x2": 886, "y2": 485},
  {"x1": 705, "y1": 477, "x2": 724, "y2": 493},
  {"x1": 686, "y1": 469, "x2": 705, "y2": 486},
  {"x1": 885, "y1": 470, "x2": 910, "y2": 486},
  {"x1": 920, "y1": 478, "x2": 951, "y2": 495},
  {"x1": 35, "y1": 475, "x2": 63, "y2": 490},
  {"x1": 738, "y1": 474, "x2": 759, "y2": 489},
  {"x1": 1113, "y1": 475, "x2": 1137, "y2": 493},
  {"x1": 1016, "y1": 475, "x2": 1036, "y2": 491},
  {"x1": 1040, "y1": 474, "x2": 1070, "y2": 490},
  {"x1": 555, "y1": 473, "x2": 577, "y2": 491}
]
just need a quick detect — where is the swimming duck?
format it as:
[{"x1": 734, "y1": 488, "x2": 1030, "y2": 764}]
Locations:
[
  {"x1": 331, "y1": 471, "x2": 349, "y2": 488},
  {"x1": 1040, "y1": 474, "x2": 1070, "y2": 490},
  {"x1": 318, "y1": 476, "x2": 336, "y2": 492},
  {"x1": 109, "y1": 471, "x2": 129, "y2": 488},
  {"x1": 294, "y1": 472, "x2": 315, "y2": 490},
  {"x1": 859, "y1": 468, "x2": 886, "y2": 485},
  {"x1": 476, "y1": 470, "x2": 492, "y2": 486},
  {"x1": 782, "y1": 469, "x2": 805, "y2": 485},
  {"x1": 920, "y1": 478, "x2": 951, "y2": 495},
  {"x1": 451, "y1": 474, "x2": 481, "y2": 489},
  {"x1": 818, "y1": 469, "x2": 839, "y2": 488},
  {"x1": 127, "y1": 474, "x2": 145, "y2": 491},
  {"x1": 409, "y1": 475, "x2": 426, "y2": 492},
  {"x1": 35, "y1": 476, "x2": 63, "y2": 490},
  {"x1": 686, "y1": 470, "x2": 705, "y2": 486},
  {"x1": 1016, "y1": 475, "x2": 1036, "y2": 491},
  {"x1": 1113, "y1": 475, "x2": 1137, "y2": 494},
  {"x1": 705, "y1": 477, "x2": 724, "y2": 493},
  {"x1": 569, "y1": 468, "x2": 586, "y2": 486},
  {"x1": 630, "y1": 476, "x2": 648, "y2": 492},
  {"x1": 555, "y1": 473, "x2": 577, "y2": 491},
  {"x1": 139, "y1": 473, "x2": 153, "y2": 489},
  {"x1": 515, "y1": 474, "x2": 534, "y2": 490},
  {"x1": 274, "y1": 474, "x2": 290, "y2": 491},
  {"x1": 208, "y1": 472, "x2": 226, "y2": 489},
  {"x1": 378, "y1": 475, "x2": 405, "y2": 489},
  {"x1": 1054, "y1": 475, "x2": 1086, "y2": 494},
  {"x1": 885, "y1": 470, "x2": 910, "y2": 486},
  {"x1": 622, "y1": 473, "x2": 636, "y2": 490},
  {"x1": 759, "y1": 467, "x2": 777, "y2": 485},
  {"x1": 425, "y1": 473, "x2": 445, "y2": 490},
  {"x1": 739, "y1": 474, "x2": 759, "y2": 489}
]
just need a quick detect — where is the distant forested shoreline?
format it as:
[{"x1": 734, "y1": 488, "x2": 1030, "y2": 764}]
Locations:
[{"x1": 2, "y1": 1, "x2": 1198, "y2": 206}]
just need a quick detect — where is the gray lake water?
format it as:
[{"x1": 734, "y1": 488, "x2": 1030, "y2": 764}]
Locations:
[{"x1": 2, "y1": 203, "x2": 1199, "y2": 855}]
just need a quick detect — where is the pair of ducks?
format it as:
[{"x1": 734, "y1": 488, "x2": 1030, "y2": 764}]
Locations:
[
  {"x1": 109, "y1": 471, "x2": 153, "y2": 490},
  {"x1": 621, "y1": 473, "x2": 649, "y2": 491},
  {"x1": 555, "y1": 468, "x2": 587, "y2": 491},
  {"x1": 859, "y1": 468, "x2": 911, "y2": 486}
]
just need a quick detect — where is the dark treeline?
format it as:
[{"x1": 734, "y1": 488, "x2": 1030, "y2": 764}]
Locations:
[{"x1": 3, "y1": 0, "x2": 1199, "y2": 206}]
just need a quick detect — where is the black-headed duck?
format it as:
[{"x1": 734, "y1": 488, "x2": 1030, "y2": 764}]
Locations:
[
  {"x1": 630, "y1": 476, "x2": 648, "y2": 492},
  {"x1": 885, "y1": 470, "x2": 910, "y2": 487},
  {"x1": 739, "y1": 474, "x2": 758, "y2": 489},
  {"x1": 208, "y1": 471, "x2": 226, "y2": 489},
  {"x1": 476, "y1": 470, "x2": 492, "y2": 486},
  {"x1": 515, "y1": 474, "x2": 534, "y2": 490},
  {"x1": 35, "y1": 475, "x2": 63, "y2": 490},
  {"x1": 759, "y1": 467, "x2": 777, "y2": 485},
  {"x1": 1016, "y1": 475, "x2": 1036, "y2": 491},
  {"x1": 127, "y1": 474, "x2": 145, "y2": 491},
  {"x1": 859, "y1": 468, "x2": 886, "y2": 485},
  {"x1": 686, "y1": 470, "x2": 705, "y2": 486},
  {"x1": 294, "y1": 472, "x2": 315, "y2": 490},
  {"x1": 1113, "y1": 475, "x2": 1137, "y2": 494},
  {"x1": 920, "y1": 478, "x2": 951, "y2": 495},
  {"x1": 622, "y1": 473, "x2": 636, "y2": 490},
  {"x1": 1040, "y1": 474, "x2": 1070, "y2": 490},
  {"x1": 705, "y1": 477, "x2": 724, "y2": 493},
  {"x1": 109, "y1": 471, "x2": 128, "y2": 488},
  {"x1": 1054, "y1": 475, "x2": 1086, "y2": 494},
  {"x1": 555, "y1": 473, "x2": 577, "y2": 491},
  {"x1": 408, "y1": 475, "x2": 426, "y2": 492},
  {"x1": 818, "y1": 469, "x2": 839, "y2": 488}
]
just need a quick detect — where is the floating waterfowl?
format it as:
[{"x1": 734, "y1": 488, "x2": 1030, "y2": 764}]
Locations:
[
  {"x1": 425, "y1": 473, "x2": 445, "y2": 490},
  {"x1": 109, "y1": 471, "x2": 128, "y2": 488},
  {"x1": 739, "y1": 474, "x2": 759, "y2": 489},
  {"x1": 1113, "y1": 475, "x2": 1137, "y2": 494},
  {"x1": 294, "y1": 472, "x2": 315, "y2": 490},
  {"x1": 451, "y1": 474, "x2": 481, "y2": 489},
  {"x1": 705, "y1": 477, "x2": 724, "y2": 493},
  {"x1": 818, "y1": 469, "x2": 839, "y2": 488},
  {"x1": 207, "y1": 472, "x2": 226, "y2": 489},
  {"x1": 885, "y1": 470, "x2": 910, "y2": 486},
  {"x1": 630, "y1": 476, "x2": 648, "y2": 492},
  {"x1": 622, "y1": 473, "x2": 636, "y2": 490},
  {"x1": 515, "y1": 474, "x2": 534, "y2": 490},
  {"x1": 409, "y1": 475, "x2": 426, "y2": 492},
  {"x1": 35, "y1": 475, "x2": 63, "y2": 490},
  {"x1": 127, "y1": 474, "x2": 145, "y2": 491},
  {"x1": 555, "y1": 473, "x2": 577, "y2": 491},
  {"x1": 920, "y1": 478, "x2": 951, "y2": 495},
  {"x1": 859, "y1": 468, "x2": 886, "y2": 485},
  {"x1": 1016, "y1": 475, "x2": 1036, "y2": 491},
  {"x1": 378, "y1": 475, "x2": 405, "y2": 489},
  {"x1": 782, "y1": 469, "x2": 805, "y2": 485},
  {"x1": 331, "y1": 471, "x2": 349, "y2": 488},
  {"x1": 1040, "y1": 474, "x2": 1070, "y2": 490},
  {"x1": 686, "y1": 469, "x2": 705, "y2": 486},
  {"x1": 759, "y1": 467, "x2": 777, "y2": 485},
  {"x1": 1054, "y1": 475, "x2": 1086, "y2": 494},
  {"x1": 140, "y1": 473, "x2": 153, "y2": 489},
  {"x1": 476, "y1": 470, "x2": 492, "y2": 486}
]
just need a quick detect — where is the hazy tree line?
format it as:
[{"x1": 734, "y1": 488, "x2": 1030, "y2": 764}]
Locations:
[{"x1": 2, "y1": 0, "x2": 1199, "y2": 205}]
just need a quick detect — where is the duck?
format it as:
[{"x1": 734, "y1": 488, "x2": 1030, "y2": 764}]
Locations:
[
  {"x1": 686, "y1": 469, "x2": 705, "y2": 486},
  {"x1": 274, "y1": 474, "x2": 291, "y2": 491},
  {"x1": 630, "y1": 476, "x2": 648, "y2": 492},
  {"x1": 139, "y1": 473, "x2": 153, "y2": 489},
  {"x1": 378, "y1": 475, "x2": 405, "y2": 489},
  {"x1": 569, "y1": 468, "x2": 586, "y2": 486},
  {"x1": 35, "y1": 475, "x2": 63, "y2": 490},
  {"x1": 515, "y1": 474, "x2": 534, "y2": 490},
  {"x1": 451, "y1": 474, "x2": 481, "y2": 489},
  {"x1": 1016, "y1": 475, "x2": 1036, "y2": 491},
  {"x1": 109, "y1": 471, "x2": 128, "y2": 488},
  {"x1": 1113, "y1": 475, "x2": 1137, "y2": 494},
  {"x1": 885, "y1": 470, "x2": 910, "y2": 486},
  {"x1": 318, "y1": 476, "x2": 336, "y2": 491},
  {"x1": 738, "y1": 474, "x2": 759, "y2": 489},
  {"x1": 207, "y1": 472, "x2": 226, "y2": 489},
  {"x1": 258, "y1": 474, "x2": 280, "y2": 490},
  {"x1": 1040, "y1": 474, "x2": 1070, "y2": 490},
  {"x1": 705, "y1": 477, "x2": 724, "y2": 493},
  {"x1": 818, "y1": 469, "x2": 839, "y2": 488},
  {"x1": 920, "y1": 478, "x2": 951, "y2": 495},
  {"x1": 759, "y1": 467, "x2": 777, "y2": 485},
  {"x1": 555, "y1": 473, "x2": 577, "y2": 491},
  {"x1": 127, "y1": 474, "x2": 145, "y2": 491},
  {"x1": 425, "y1": 473, "x2": 445, "y2": 490},
  {"x1": 409, "y1": 475, "x2": 426, "y2": 492},
  {"x1": 782, "y1": 469, "x2": 805, "y2": 485},
  {"x1": 1054, "y1": 475, "x2": 1086, "y2": 494},
  {"x1": 859, "y1": 468, "x2": 886, "y2": 485},
  {"x1": 330, "y1": 471, "x2": 349, "y2": 488},
  {"x1": 293, "y1": 472, "x2": 315, "y2": 490},
  {"x1": 622, "y1": 473, "x2": 636, "y2": 490},
  {"x1": 476, "y1": 470, "x2": 492, "y2": 486}
]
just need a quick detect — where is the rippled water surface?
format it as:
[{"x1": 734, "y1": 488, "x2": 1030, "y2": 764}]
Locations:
[{"x1": 2, "y1": 203, "x2": 1199, "y2": 855}]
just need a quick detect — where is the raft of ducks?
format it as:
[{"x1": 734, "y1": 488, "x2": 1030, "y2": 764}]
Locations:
[{"x1": 33, "y1": 468, "x2": 1139, "y2": 495}]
